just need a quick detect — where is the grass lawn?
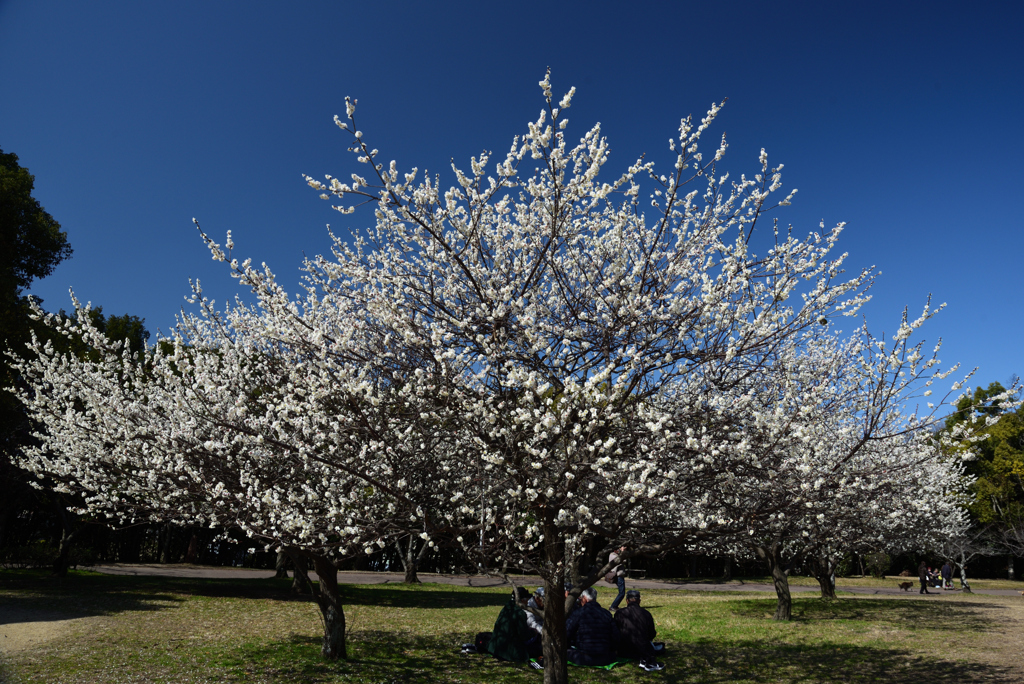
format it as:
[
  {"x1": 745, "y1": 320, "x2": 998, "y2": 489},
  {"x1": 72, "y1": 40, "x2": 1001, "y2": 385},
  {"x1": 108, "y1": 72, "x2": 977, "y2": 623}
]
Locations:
[{"x1": 1, "y1": 569, "x2": 1022, "y2": 683}]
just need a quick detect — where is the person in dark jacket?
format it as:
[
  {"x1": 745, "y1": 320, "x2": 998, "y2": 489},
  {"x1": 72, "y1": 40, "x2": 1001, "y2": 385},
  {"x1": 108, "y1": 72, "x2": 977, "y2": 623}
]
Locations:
[
  {"x1": 940, "y1": 561, "x2": 953, "y2": 589},
  {"x1": 487, "y1": 587, "x2": 531, "y2": 662},
  {"x1": 918, "y1": 561, "x2": 932, "y2": 595},
  {"x1": 614, "y1": 590, "x2": 664, "y2": 671},
  {"x1": 566, "y1": 587, "x2": 619, "y2": 666}
]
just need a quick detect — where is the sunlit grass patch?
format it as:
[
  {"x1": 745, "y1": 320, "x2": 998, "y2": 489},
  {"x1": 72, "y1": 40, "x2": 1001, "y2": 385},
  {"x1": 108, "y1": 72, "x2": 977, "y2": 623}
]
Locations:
[{"x1": 2, "y1": 570, "x2": 1022, "y2": 683}]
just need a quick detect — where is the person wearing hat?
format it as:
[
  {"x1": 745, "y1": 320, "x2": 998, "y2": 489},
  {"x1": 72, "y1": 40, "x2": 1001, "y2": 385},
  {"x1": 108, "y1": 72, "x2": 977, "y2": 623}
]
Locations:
[
  {"x1": 614, "y1": 590, "x2": 664, "y2": 672},
  {"x1": 486, "y1": 587, "x2": 532, "y2": 663},
  {"x1": 524, "y1": 587, "x2": 545, "y2": 659}
]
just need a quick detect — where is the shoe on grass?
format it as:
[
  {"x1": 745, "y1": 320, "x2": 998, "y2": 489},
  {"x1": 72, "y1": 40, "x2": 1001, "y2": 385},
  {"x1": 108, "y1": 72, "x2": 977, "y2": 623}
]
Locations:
[{"x1": 640, "y1": 660, "x2": 665, "y2": 672}]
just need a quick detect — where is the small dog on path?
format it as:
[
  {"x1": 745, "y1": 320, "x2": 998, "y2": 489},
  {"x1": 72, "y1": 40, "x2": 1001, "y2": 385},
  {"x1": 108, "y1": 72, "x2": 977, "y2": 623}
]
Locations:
[{"x1": 897, "y1": 582, "x2": 914, "y2": 591}]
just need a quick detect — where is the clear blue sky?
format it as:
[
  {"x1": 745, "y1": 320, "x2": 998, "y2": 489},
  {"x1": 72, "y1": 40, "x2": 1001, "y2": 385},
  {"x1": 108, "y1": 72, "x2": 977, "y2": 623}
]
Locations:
[{"x1": 2, "y1": 1, "x2": 1021, "y2": 391}]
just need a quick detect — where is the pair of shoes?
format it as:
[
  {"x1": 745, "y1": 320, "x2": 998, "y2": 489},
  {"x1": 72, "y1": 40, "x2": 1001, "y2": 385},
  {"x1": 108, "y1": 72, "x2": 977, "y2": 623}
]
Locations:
[
  {"x1": 530, "y1": 659, "x2": 544, "y2": 670},
  {"x1": 639, "y1": 660, "x2": 665, "y2": 672},
  {"x1": 460, "y1": 643, "x2": 477, "y2": 654}
]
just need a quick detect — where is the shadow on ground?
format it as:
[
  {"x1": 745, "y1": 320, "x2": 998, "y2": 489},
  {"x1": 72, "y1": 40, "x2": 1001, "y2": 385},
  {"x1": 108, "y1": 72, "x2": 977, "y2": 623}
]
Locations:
[
  {"x1": 221, "y1": 629, "x2": 1020, "y2": 684},
  {"x1": 665, "y1": 640, "x2": 1017, "y2": 684},
  {"x1": 0, "y1": 569, "x2": 508, "y2": 625},
  {"x1": 726, "y1": 596, "x2": 998, "y2": 633}
]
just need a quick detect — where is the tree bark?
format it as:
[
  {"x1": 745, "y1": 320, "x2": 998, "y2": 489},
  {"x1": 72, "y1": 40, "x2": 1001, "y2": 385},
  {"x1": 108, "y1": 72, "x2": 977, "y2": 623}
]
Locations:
[
  {"x1": 291, "y1": 552, "x2": 312, "y2": 594},
  {"x1": 540, "y1": 521, "x2": 569, "y2": 684},
  {"x1": 809, "y1": 555, "x2": 837, "y2": 599},
  {"x1": 754, "y1": 544, "x2": 792, "y2": 620},
  {"x1": 396, "y1": 534, "x2": 424, "y2": 584},
  {"x1": 816, "y1": 574, "x2": 836, "y2": 599},
  {"x1": 311, "y1": 555, "x2": 347, "y2": 660},
  {"x1": 274, "y1": 549, "x2": 289, "y2": 579}
]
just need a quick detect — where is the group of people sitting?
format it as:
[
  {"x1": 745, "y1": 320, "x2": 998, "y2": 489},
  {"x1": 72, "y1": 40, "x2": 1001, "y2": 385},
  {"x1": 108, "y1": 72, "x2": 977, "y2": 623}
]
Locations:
[
  {"x1": 918, "y1": 561, "x2": 955, "y2": 593},
  {"x1": 470, "y1": 584, "x2": 665, "y2": 672}
]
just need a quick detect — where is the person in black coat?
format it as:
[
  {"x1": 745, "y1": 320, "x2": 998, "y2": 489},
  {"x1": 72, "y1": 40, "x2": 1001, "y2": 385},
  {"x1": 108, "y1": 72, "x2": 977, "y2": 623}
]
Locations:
[
  {"x1": 918, "y1": 560, "x2": 932, "y2": 594},
  {"x1": 614, "y1": 590, "x2": 664, "y2": 671},
  {"x1": 566, "y1": 587, "x2": 619, "y2": 666}
]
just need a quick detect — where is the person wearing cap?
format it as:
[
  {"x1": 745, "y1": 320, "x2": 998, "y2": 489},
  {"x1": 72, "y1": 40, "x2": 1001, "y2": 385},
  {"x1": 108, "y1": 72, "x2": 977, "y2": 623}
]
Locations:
[
  {"x1": 566, "y1": 587, "x2": 620, "y2": 667},
  {"x1": 614, "y1": 590, "x2": 664, "y2": 672},
  {"x1": 486, "y1": 587, "x2": 532, "y2": 663},
  {"x1": 524, "y1": 587, "x2": 545, "y2": 659}
]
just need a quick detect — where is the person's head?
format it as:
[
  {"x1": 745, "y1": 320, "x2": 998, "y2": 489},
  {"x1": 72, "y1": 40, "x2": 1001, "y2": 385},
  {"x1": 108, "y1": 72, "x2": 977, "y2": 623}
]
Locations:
[
  {"x1": 580, "y1": 587, "x2": 598, "y2": 604},
  {"x1": 533, "y1": 587, "x2": 545, "y2": 608},
  {"x1": 618, "y1": 546, "x2": 627, "y2": 554},
  {"x1": 564, "y1": 582, "x2": 573, "y2": 598},
  {"x1": 514, "y1": 587, "x2": 531, "y2": 605},
  {"x1": 626, "y1": 589, "x2": 641, "y2": 605}
]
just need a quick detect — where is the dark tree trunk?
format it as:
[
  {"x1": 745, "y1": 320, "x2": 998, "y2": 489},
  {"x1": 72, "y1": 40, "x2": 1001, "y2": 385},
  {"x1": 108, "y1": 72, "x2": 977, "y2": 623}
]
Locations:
[
  {"x1": 397, "y1": 535, "x2": 423, "y2": 584},
  {"x1": 755, "y1": 543, "x2": 792, "y2": 620},
  {"x1": 291, "y1": 552, "x2": 312, "y2": 594},
  {"x1": 274, "y1": 549, "x2": 289, "y2": 579},
  {"x1": 809, "y1": 555, "x2": 837, "y2": 599},
  {"x1": 311, "y1": 555, "x2": 347, "y2": 660},
  {"x1": 816, "y1": 574, "x2": 836, "y2": 599},
  {"x1": 158, "y1": 524, "x2": 174, "y2": 564},
  {"x1": 721, "y1": 555, "x2": 733, "y2": 581},
  {"x1": 184, "y1": 530, "x2": 200, "y2": 563},
  {"x1": 540, "y1": 521, "x2": 569, "y2": 684}
]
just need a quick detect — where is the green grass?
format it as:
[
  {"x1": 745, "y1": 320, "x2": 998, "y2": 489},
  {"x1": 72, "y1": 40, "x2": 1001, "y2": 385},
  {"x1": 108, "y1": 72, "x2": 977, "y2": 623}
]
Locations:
[{"x1": 2, "y1": 569, "x2": 1022, "y2": 683}]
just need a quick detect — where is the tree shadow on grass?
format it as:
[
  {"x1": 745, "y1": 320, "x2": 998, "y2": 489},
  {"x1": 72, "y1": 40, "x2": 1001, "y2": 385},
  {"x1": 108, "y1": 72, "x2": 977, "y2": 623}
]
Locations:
[
  {"x1": 0, "y1": 569, "x2": 508, "y2": 625},
  {"x1": 226, "y1": 631, "x2": 539, "y2": 684},
  {"x1": 223, "y1": 630, "x2": 1021, "y2": 684},
  {"x1": 727, "y1": 596, "x2": 998, "y2": 633},
  {"x1": 668, "y1": 641, "x2": 1019, "y2": 683},
  {"x1": 0, "y1": 571, "x2": 187, "y2": 624}
]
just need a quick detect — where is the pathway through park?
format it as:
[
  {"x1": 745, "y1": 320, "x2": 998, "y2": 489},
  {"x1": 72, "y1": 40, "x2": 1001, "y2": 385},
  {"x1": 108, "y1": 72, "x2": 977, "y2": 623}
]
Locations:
[{"x1": 89, "y1": 563, "x2": 1024, "y2": 597}]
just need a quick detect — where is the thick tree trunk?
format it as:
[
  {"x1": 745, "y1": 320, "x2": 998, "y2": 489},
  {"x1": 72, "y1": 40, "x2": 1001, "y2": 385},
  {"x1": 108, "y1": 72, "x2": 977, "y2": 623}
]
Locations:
[
  {"x1": 311, "y1": 555, "x2": 347, "y2": 660},
  {"x1": 809, "y1": 555, "x2": 837, "y2": 599},
  {"x1": 274, "y1": 549, "x2": 289, "y2": 579},
  {"x1": 816, "y1": 574, "x2": 836, "y2": 599},
  {"x1": 291, "y1": 552, "x2": 312, "y2": 594},
  {"x1": 540, "y1": 522, "x2": 569, "y2": 684},
  {"x1": 721, "y1": 555, "x2": 733, "y2": 581},
  {"x1": 754, "y1": 544, "x2": 792, "y2": 620}
]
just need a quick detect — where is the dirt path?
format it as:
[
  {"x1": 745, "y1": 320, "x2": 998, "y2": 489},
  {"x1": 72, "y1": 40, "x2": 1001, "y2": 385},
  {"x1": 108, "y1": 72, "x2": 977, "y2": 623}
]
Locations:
[
  {"x1": 0, "y1": 607, "x2": 92, "y2": 655},
  {"x1": 89, "y1": 563, "x2": 1024, "y2": 596}
]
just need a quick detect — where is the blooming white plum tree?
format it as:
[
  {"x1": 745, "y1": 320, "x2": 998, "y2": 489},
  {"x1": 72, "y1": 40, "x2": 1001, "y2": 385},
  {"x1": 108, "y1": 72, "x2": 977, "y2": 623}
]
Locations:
[
  {"x1": 11, "y1": 73, "x2": 986, "y2": 682},
  {"x1": 12, "y1": 287, "x2": 460, "y2": 659}
]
